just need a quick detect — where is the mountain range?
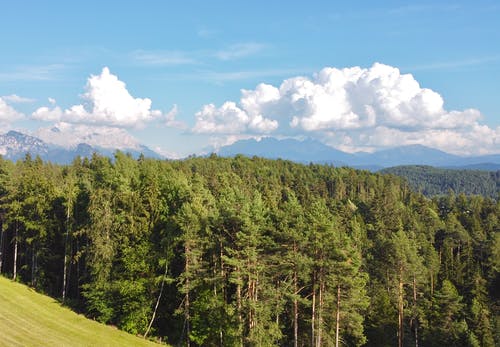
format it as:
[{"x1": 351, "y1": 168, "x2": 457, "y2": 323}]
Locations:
[
  {"x1": 217, "y1": 137, "x2": 500, "y2": 171},
  {"x1": 0, "y1": 130, "x2": 160, "y2": 164},
  {"x1": 1, "y1": 131, "x2": 499, "y2": 170}
]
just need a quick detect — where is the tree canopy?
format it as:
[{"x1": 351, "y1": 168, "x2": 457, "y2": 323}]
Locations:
[{"x1": 0, "y1": 153, "x2": 498, "y2": 346}]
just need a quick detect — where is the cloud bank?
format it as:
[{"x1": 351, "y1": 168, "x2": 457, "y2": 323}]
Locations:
[
  {"x1": 32, "y1": 67, "x2": 170, "y2": 128},
  {"x1": 35, "y1": 122, "x2": 141, "y2": 150},
  {"x1": 193, "y1": 63, "x2": 499, "y2": 155}
]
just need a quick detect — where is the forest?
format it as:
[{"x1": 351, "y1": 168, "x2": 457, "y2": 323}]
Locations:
[
  {"x1": 0, "y1": 153, "x2": 498, "y2": 346},
  {"x1": 380, "y1": 165, "x2": 500, "y2": 198}
]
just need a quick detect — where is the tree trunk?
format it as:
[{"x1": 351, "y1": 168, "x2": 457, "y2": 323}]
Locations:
[
  {"x1": 430, "y1": 272, "x2": 434, "y2": 297},
  {"x1": 13, "y1": 223, "x2": 18, "y2": 280},
  {"x1": 311, "y1": 272, "x2": 316, "y2": 347},
  {"x1": 335, "y1": 284, "x2": 341, "y2": 347},
  {"x1": 76, "y1": 238, "x2": 80, "y2": 298},
  {"x1": 185, "y1": 246, "x2": 191, "y2": 347},
  {"x1": 0, "y1": 222, "x2": 4, "y2": 273},
  {"x1": 31, "y1": 249, "x2": 34, "y2": 285},
  {"x1": 413, "y1": 275, "x2": 418, "y2": 347},
  {"x1": 62, "y1": 200, "x2": 71, "y2": 301},
  {"x1": 293, "y1": 269, "x2": 299, "y2": 347},
  {"x1": 31, "y1": 244, "x2": 36, "y2": 287},
  {"x1": 398, "y1": 271, "x2": 404, "y2": 347},
  {"x1": 219, "y1": 242, "x2": 225, "y2": 347},
  {"x1": 185, "y1": 285, "x2": 191, "y2": 347},
  {"x1": 248, "y1": 276, "x2": 255, "y2": 332},
  {"x1": 144, "y1": 259, "x2": 168, "y2": 338},
  {"x1": 317, "y1": 277, "x2": 324, "y2": 347},
  {"x1": 236, "y1": 272, "x2": 243, "y2": 347}
]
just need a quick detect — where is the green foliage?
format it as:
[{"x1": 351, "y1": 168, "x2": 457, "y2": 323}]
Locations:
[
  {"x1": 427, "y1": 280, "x2": 469, "y2": 346},
  {"x1": 381, "y1": 165, "x2": 500, "y2": 198},
  {"x1": 0, "y1": 153, "x2": 497, "y2": 345}
]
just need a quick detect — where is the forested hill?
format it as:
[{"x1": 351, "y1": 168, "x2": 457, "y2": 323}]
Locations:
[
  {"x1": 0, "y1": 153, "x2": 498, "y2": 346},
  {"x1": 380, "y1": 165, "x2": 500, "y2": 198}
]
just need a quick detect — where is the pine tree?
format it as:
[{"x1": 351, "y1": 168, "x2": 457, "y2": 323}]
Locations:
[{"x1": 428, "y1": 279, "x2": 469, "y2": 346}]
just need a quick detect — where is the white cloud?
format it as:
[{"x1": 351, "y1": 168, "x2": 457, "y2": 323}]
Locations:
[
  {"x1": 207, "y1": 134, "x2": 265, "y2": 152},
  {"x1": 164, "y1": 104, "x2": 187, "y2": 129},
  {"x1": 193, "y1": 98, "x2": 278, "y2": 134},
  {"x1": 215, "y1": 43, "x2": 266, "y2": 61},
  {"x1": 35, "y1": 122, "x2": 141, "y2": 150},
  {"x1": 131, "y1": 50, "x2": 197, "y2": 66},
  {"x1": 330, "y1": 125, "x2": 500, "y2": 156},
  {"x1": 32, "y1": 67, "x2": 164, "y2": 128},
  {"x1": 153, "y1": 146, "x2": 182, "y2": 160},
  {"x1": 0, "y1": 64, "x2": 65, "y2": 81},
  {"x1": 2, "y1": 94, "x2": 35, "y2": 103},
  {"x1": 0, "y1": 97, "x2": 24, "y2": 124},
  {"x1": 193, "y1": 63, "x2": 499, "y2": 155},
  {"x1": 32, "y1": 106, "x2": 63, "y2": 122}
]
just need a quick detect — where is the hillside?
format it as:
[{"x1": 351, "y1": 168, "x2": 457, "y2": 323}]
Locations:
[
  {"x1": 380, "y1": 165, "x2": 500, "y2": 198},
  {"x1": 0, "y1": 276, "x2": 163, "y2": 347}
]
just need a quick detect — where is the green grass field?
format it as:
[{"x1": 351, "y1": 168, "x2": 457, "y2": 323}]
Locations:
[{"x1": 0, "y1": 276, "x2": 164, "y2": 346}]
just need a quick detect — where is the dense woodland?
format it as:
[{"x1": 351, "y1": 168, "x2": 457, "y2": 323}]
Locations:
[
  {"x1": 380, "y1": 165, "x2": 500, "y2": 199},
  {"x1": 0, "y1": 153, "x2": 498, "y2": 346}
]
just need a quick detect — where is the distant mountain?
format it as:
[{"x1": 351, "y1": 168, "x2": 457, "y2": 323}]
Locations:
[
  {"x1": 0, "y1": 131, "x2": 51, "y2": 161},
  {"x1": 218, "y1": 137, "x2": 351, "y2": 165},
  {"x1": 354, "y1": 144, "x2": 461, "y2": 167},
  {"x1": 2, "y1": 131, "x2": 499, "y2": 169},
  {"x1": 0, "y1": 130, "x2": 162, "y2": 164},
  {"x1": 217, "y1": 137, "x2": 500, "y2": 170},
  {"x1": 452, "y1": 154, "x2": 500, "y2": 167}
]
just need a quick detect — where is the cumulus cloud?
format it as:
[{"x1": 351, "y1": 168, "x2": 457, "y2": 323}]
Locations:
[
  {"x1": 193, "y1": 63, "x2": 499, "y2": 155},
  {"x1": 35, "y1": 122, "x2": 141, "y2": 150},
  {"x1": 32, "y1": 106, "x2": 64, "y2": 122},
  {"x1": 0, "y1": 97, "x2": 24, "y2": 124},
  {"x1": 32, "y1": 67, "x2": 165, "y2": 128},
  {"x1": 193, "y1": 97, "x2": 278, "y2": 134}
]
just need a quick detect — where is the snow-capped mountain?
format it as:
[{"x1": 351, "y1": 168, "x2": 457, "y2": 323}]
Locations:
[
  {"x1": 0, "y1": 130, "x2": 162, "y2": 163},
  {"x1": 0, "y1": 131, "x2": 51, "y2": 160}
]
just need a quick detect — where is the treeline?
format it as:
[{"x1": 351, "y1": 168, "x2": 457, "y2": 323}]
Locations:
[
  {"x1": 0, "y1": 153, "x2": 498, "y2": 346},
  {"x1": 381, "y1": 165, "x2": 500, "y2": 198}
]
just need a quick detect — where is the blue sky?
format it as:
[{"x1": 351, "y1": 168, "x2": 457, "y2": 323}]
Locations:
[{"x1": 1, "y1": 0, "x2": 499, "y2": 157}]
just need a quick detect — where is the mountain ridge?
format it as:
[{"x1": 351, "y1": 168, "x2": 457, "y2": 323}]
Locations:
[
  {"x1": 0, "y1": 130, "x2": 162, "y2": 163},
  {"x1": 2, "y1": 131, "x2": 499, "y2": 169},
  {"x1": 217, "y1": 137, "x2": 500, "y2": 170}
]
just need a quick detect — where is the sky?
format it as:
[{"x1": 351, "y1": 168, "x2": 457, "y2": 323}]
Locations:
[{"x1": 1, "y1": 0, "x2": 499, "y2": 158}]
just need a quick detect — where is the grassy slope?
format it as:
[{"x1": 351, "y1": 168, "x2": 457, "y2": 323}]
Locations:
[{"x1": 0, "y1": 276, "x2": 164, "y2": 347}]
